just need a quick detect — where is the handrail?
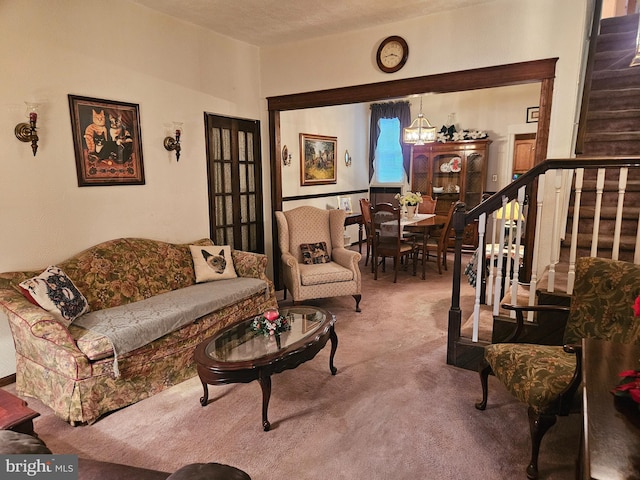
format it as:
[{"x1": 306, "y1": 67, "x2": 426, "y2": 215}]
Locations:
[{"x1": 462, "y1": 156, "x2": 640, "y2": 226}]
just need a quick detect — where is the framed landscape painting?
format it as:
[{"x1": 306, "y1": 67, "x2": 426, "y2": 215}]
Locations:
[
  {"x1": 68, "y1": 95, "x2": 145, "y2": 186},
  {"x1": 300, "y1": 133, "x2": 337, "y2": 186}
]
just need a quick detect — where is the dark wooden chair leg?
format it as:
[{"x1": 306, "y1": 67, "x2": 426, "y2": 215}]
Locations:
[
  {"x1": 475, "y1": 363, "x2": 492, "y2": 410},
  {"x1": 283, "y1": 288, "x2": 287, "y2": 300},
  {"x1": 353, "y1": 294, "x2": 361, "y2": 312},
  {"x1": 526, "y1": 407, "x2": 557, "y2": 480}
]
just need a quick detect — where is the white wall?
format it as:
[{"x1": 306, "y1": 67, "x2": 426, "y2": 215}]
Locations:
[
  {"x1": 280, "y1": 103, "x2": 370, "y2": 241},
  {"x1": 0, "y1": 0, "x2": 262, "y2": 377},
  {"x1": 260, "y1": 0, "x2": 590, "y2": 159}
]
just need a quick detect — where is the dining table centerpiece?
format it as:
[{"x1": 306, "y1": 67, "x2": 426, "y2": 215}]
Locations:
[{"x1": 395, "y1": 191, "x2": 423, "y2": 219}]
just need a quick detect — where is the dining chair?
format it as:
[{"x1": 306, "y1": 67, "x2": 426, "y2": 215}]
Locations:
[
  {"x1": 418, "y1": 195, "x2": 437, "y2": 214},
  {"x1": 418, "y1": 201, "x2": 457, "y2": 274},
  {"x1": 371, "y1": 203, "x2": 418, "y2": 282},
  {"x1": 359, "y1": 198, "x2": 373, "y2": 269}
]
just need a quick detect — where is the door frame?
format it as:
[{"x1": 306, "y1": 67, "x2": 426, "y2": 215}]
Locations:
[{"x1": 267, "y1": 58, "x2": 558, "y2": 287}]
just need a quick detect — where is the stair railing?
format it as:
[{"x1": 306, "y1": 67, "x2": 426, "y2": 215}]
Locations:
[{"x1": 447, "y1": 156, "x2": 640, "y2": 368}]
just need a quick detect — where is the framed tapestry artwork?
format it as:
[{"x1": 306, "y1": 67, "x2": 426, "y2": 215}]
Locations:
[
  {"x1": 299, "y1": 133, "x2": 337, "y2": 186},
  {"x1": 68, "y1": 95, "x2": 145, "y2": 186}
]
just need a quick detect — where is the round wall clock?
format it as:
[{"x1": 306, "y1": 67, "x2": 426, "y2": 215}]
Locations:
[{"x1": 376, "y1": 36, "x2": 409, "y2": 73}]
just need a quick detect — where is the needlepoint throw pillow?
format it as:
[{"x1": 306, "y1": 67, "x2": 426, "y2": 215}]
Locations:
[
  {"x1": 300, "y1": 242, "x2": 331, "y2": 264},
  {"x1": 190, "y1": 245, "x2": 238, "y2": 283},
  {"x1": 18, "y1": 265, "x2": 90, "y2": 325}
]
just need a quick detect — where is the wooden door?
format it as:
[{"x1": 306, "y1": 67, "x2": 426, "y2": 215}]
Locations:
[
  {"x1": 513, "y1": 134, "x2": 536, "y2": 175},
  {"x1": 205, "y1": 114, "x2": 264, "y2": 253}
]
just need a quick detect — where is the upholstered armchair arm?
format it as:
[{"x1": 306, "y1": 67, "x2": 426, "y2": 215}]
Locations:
[
  {"x1": 500, "y1": 303, "x2": 571, "y2": 343},
  {"x1": 331, "y1": 247, "x2": 361, "y2": 270},
  {"x1": 550, "y1": 343, "x2": 583, "y2": 415},
  {"x1": 0, "y1": 283, "x2": 90, "y2": 377}
]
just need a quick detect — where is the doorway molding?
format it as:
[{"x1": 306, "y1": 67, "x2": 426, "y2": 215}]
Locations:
[{"x1": 267, "y1": 58, "x2": 558, "y2": 285}]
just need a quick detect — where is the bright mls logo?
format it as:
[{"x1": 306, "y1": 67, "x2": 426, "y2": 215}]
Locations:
[{"x1": 1, "y1": 455, "x2": 77, "y2": 479}]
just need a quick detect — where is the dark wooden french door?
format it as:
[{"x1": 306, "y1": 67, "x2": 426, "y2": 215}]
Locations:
[{"x1": 204, "y1": 113, "x2": 264, "y2": 253}]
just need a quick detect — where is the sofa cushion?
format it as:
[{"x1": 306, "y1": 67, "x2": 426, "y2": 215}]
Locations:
[
  {"x1": 300, "y1": 242, "x2": 331, "y2": 264},
  {"x1": 190, "y1": 245, "x2": 237, "y2": 283},
  {"x1": 19, "y1": 266, "x2": 90, "y2": 325},
  {"x1": 73, "y1": 278, "x2": 268, "y2": 366},
  {"x1": 299, "y1": 262, "x2": 354, "y2": 286}
]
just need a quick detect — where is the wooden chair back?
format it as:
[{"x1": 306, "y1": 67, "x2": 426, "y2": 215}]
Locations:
[{"x1": 418, "y1": 195, "x2": 437, "y2": 214}]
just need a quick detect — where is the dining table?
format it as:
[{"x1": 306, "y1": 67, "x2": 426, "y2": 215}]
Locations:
[{"x1": 383, "y1": 213, "x2": 447, "y2": 280}]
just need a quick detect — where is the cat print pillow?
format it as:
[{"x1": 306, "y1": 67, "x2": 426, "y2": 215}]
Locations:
[{"x1": 189, "y1": 245, "x2": 238, "y2": 283}]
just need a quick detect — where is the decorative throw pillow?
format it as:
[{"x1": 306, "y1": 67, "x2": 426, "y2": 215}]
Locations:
[
  {"x1": 18, "y1": 266, "x2": 90, "y2": 324},
  {"x1": 190, "y1": 245, "x2": 238, "y2": 283},
  {"x1": 300, "y1": 242, "x2": 331, "y2": 264}
]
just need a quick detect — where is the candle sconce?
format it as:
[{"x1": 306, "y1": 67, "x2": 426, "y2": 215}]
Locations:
[
  {"x1": 282, "y1": 145, "x2": 291, "y2": 166},
  {"x1": 345, "y1": 150, "x2": 352, "y2": 167},
  {"x1": 164, "y1": 122, "x2": 183, "y2": 161},
  {"x1": 15, "y1": 102, "x2": 40, "y2": 156}
]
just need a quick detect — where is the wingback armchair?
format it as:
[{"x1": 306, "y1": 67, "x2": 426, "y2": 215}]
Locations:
[
  {"x1": 475, "y1": 257, "x2": 640, "y2": 479},
  {"x1": 275, "y1": 206, "x2": 362, "y2": 312}
]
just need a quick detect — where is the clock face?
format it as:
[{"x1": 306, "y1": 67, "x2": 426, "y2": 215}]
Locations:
[{"x1": 376, "y1": 36, "x2": 408, "y2": 73}]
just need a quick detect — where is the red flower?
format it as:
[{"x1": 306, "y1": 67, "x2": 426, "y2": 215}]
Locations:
[
  {"x1": 264, "y1": 309, "x2": 280, "y2": 322},
  {"x1": 633, "y1": 295, "x2": 640, "y2": 317}
]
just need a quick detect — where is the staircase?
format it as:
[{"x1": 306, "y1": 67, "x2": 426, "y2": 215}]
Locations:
[
  {"x1": 579, "y1": 13, "x2": 640, "y2": 156},
  {"x1": 563, "y1": 13, "x2": 640, "y2": 272}
]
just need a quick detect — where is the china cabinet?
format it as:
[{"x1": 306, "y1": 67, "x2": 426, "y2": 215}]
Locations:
[{"x1": 410, "y1": 139, "x2": 491, "y2": 216}]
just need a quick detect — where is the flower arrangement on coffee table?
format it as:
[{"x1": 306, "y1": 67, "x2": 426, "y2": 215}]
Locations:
[{"x1": 250, "y1": 308, "x2": 291, "y2": 337}]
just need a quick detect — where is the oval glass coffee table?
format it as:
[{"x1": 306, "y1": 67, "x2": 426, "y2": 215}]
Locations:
[{"x1": 194, "y1": 306, "x2": 337, "y2": 431}]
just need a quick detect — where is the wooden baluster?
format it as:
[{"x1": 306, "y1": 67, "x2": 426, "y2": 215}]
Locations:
[
  {"x1": 509, "y1": 187, "x2": 526, "y2": 318},
  {"x1": 591, "y1": 168, "x2": 606, "y2": 257},
  {"x1": 547, "y1": 170, "x2": 564, "y2": 293},
  {"x1": 612, "y1": 167, "x2": 628, "y2": 261},
  {"x1": 493, "y1": 196, "x2": 508, "y2": 315},
  {"x1": 567, "y1": 168, "x2": 583, "y2": 295},
  {"x1": 472, "y1": 212, "x2": 486, "y2": 342},
  {"x1": 528, "y1": 175, "x2": 545, "y2": 321}
]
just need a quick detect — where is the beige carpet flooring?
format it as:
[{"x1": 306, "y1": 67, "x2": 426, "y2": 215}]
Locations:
[{"x1": 3, "y1": 251, "x2": 580, "y2": 479}]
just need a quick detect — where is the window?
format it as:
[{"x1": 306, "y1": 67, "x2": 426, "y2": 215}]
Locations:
[{"x1": 373, "y1": 117, "x2": 404, "y2": 184}]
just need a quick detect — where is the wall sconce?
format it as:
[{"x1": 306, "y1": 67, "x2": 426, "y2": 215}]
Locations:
[
  {"x1": 164, "y1": 122, "x2": 182, "y2": 161},
  {"x1": 282, "y1": 145, "x2": 291, "y2": 166},
  {"x1": 15, "y1": 102, "x2": 40, "y2": 156},
  {"x1": 345, "y1": 150, "x2": 352, "y2": 167}
]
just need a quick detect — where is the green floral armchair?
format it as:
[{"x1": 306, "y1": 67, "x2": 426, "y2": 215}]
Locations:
[{"x1": 475, "y1": 257, "x2": 640, "y2": 479}]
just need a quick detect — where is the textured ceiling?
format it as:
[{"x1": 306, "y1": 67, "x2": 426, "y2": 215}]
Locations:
[{"x1": 129, "y1": 0, "x2": 495, "y2": 46}]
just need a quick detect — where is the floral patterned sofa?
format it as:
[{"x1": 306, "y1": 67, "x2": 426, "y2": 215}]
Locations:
[{"x1": 0, "y1": 238, "x2": 277, "y2": 425}]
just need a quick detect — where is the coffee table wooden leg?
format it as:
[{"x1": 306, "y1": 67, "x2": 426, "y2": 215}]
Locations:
[
  {"x1": 329, "y1": 326, "x2": 338, "y2": 375},
  {"x1": 200, "y1": 382, "x2": 209, "y2": 406},
  {"x1": 258, "y1": 371, "x2": 271, "y2": 431}
]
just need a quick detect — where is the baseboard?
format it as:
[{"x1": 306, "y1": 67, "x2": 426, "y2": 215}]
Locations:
[{"x1": 0, "y1": 374, "x2": 16, "y2": 387}]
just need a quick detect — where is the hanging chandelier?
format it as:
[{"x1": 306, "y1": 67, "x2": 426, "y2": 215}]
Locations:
[{"x1": 403, "y1": 96, "x2": 436, "y2": 145}]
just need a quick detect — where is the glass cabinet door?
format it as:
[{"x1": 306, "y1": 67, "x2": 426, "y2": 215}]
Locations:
[
  {"x1": 463, "y1": 152, "x2": 484, "y2": 209},
  {"x1": 431, "y1": 153, "x2": 462, "y2": 205},
  {"x1": 411, "y1": 153, "x2": 429, "y2": 194}
]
